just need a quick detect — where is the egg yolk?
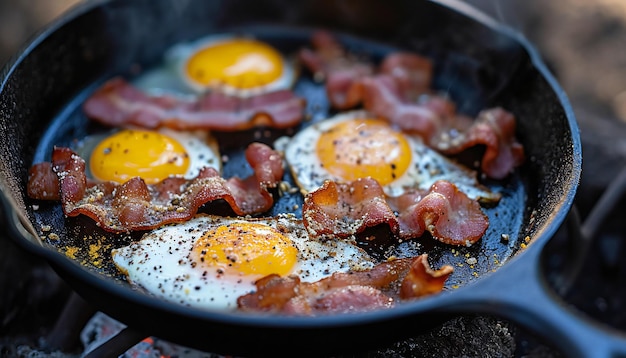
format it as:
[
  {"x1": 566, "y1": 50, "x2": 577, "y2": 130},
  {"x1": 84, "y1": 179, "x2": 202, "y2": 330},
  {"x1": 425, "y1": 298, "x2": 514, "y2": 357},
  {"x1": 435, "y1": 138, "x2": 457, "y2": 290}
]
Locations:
[
  {"x1": 316, "y1": 119, "x2": 412, "y2": 185},
  {"x1": 90, "y1": 130, "x2": 190, "y2": 185},
  {"x1": 185, "y1": 39, "x2": 284, "y2": 90},
  {"x1": 192, "y1": 222, "x2": 298, "y2": 276}
]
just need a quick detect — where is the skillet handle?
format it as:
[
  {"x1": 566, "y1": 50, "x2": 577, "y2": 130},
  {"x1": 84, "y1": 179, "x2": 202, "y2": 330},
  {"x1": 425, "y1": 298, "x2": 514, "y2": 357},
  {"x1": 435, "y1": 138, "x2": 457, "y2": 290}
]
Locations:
[{"x1": 435, "y1": 236, "x2": 626, "y2": 357}]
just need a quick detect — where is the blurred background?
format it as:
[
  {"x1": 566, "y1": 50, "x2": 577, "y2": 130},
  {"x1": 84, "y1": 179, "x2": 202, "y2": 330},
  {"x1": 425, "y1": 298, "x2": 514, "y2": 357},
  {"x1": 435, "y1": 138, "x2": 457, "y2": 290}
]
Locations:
[
  {"x1": 1, "y1": 0, "x2": 626, "y2": 356},
  {"x1": 0, "y1": 0, "x2": 79, "y2": 64}
]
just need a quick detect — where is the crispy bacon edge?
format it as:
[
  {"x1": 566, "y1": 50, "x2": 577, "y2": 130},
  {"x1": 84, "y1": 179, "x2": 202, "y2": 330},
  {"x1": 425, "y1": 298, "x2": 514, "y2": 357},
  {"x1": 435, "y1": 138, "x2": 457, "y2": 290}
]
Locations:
[
  {"x1": 237, "y1": 254, "x2": 453, "y2": 315},
  {"x1": 302, "y1": 177, "x2": 489, "y2": 246},
  {"x1": 26, "y1": 143, "x2": 284, "y2": 233},
  {"x1": 82, "y1": 77, "x2": 306, "y2": 131}
]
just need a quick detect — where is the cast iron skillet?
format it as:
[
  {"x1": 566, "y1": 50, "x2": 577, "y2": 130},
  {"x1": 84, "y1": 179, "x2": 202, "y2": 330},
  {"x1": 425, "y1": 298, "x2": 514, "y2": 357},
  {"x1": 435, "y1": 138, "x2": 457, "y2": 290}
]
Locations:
[{"x1": 0, "y1": 0, "x2": 622, "y2": 356}]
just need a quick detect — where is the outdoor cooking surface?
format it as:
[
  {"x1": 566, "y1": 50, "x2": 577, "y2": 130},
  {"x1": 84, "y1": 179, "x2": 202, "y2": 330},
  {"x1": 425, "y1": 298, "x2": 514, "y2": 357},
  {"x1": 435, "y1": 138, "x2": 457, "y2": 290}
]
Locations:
[{"x1": 1, "y1": 0, "x2": 626, "y2": 357}]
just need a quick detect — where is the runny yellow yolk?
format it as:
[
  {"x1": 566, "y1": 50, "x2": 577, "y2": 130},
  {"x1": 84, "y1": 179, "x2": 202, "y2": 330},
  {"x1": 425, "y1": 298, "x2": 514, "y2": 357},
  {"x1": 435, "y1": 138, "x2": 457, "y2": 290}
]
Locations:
[
  {"x1": 185, "y1": 39, "x2": 284, "y2": 90},
  {"x1": 192, "y1": 222, "x2": 298, "y2": 276},
  {"x1": 90, "y1": 129, "x2": 190, "y2": 185},
  {"x1": 316, "y1": 119, "x2": 412, "y2": 185}
]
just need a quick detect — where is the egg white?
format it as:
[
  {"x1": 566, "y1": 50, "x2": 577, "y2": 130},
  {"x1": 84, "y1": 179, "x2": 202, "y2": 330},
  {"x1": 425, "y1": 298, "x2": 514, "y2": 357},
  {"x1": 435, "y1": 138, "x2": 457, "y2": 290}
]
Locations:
[
  {"x1": 133, "y1": 34, "x2": 296, "y2": 99},
  {"x1": 281, "y1": 110, "x2": 499, "y2": 202},
  {"x1": 111, "y1": 214, "x2": 375, "y2": 312},
  {"x1": 74, "y1": 127, "x2": 221, "y2": 183}
]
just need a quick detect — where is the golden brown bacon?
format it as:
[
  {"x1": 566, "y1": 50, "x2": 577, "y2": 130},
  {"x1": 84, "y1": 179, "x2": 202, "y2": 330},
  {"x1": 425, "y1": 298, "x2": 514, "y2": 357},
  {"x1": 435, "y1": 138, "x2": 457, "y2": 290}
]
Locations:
[
  {"x1": 299, "y1": 30, "x2": 524, "y2": 179},
  {"x1": 26, "y1": 143, "x2": 284, "y2": 233},
  {"x1": 237, "y1": 255, "x2": 453, "y2": 315},
  {"x1": 82, "y1": 77, "x2": 306, "y2": 131},
  {"x1": 302, "y1": 178, "x2": 488, "y2": 246}
]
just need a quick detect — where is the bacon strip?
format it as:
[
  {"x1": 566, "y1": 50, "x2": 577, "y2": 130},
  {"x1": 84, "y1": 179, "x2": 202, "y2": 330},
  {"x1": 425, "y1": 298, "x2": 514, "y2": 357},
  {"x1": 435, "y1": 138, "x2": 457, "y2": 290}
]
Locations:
[
  {"x1": 27, "y1": 162, "x2": 61, "y2": 200},
  {"x1": 361, "y1": 75, "x2": 524, "y2": 179},
  {"x1": 379, "y1": 52, "x2": 433, "y2": 97},
  {"x1": 302, "y1": 178, "x2": 488, "y2": 246},
  {"x1": 302, "y1": 179, "x2": 398, "y2": 238},
  {"x1": 300, "y1": 30, "x2": 524, "y2": 179},
  {"x1": 387, "y1": 180, "x2": 490, "y2": 246},
  {"x1": 298, "y1": 30, "x2": 374, "y2": 110},
  {"x1": 361, "y1": 77, "x2": 525, "y2": 179},
  {"x1": 298, "y1": 30, "x2": 432, "y2": 110},
  {"x1": 27, "y1": 143, "x2": 284, "y2": 233},
  {"x1": 433, "y1": 107, "x2": 526, "y2": 179},
  {"x1": 360, "y1": 75, "x2": 455, "y2": 140},
  {"x1": 83, "y1": 77, "x2": 306, "y2": 131},
  {"x1": 237, "y1": 255, "x2": 453, "y2": 315}
]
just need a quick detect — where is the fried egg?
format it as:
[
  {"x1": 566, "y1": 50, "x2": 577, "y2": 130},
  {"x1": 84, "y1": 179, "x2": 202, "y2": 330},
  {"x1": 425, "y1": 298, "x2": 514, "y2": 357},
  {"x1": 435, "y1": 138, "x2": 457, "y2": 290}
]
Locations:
[
  {"x1": 281, "y1": 111, "x2": 499, "y2": 202},
  {"x1": 112, "y1": 214, "x2": 374, "y2": 311},
  {"x1": 75, "y1": 127, "x2": 220, "y2": 185},
  {"x1": 133, "y1": 34, "x2": 296, "y2": 98}
]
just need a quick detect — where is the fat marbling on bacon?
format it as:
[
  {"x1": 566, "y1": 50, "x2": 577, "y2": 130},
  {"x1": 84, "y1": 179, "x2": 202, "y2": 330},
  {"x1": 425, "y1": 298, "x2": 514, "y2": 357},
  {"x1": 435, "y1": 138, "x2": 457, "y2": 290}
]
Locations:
[
  {"x1": 27, "y1": 143, "x2": 284, "y2": 233},
  {"x1": 299, "y1": 30, "x2": 524, "y2": 179},
  {"x1": 237, "y1": 254, "x2": 453, "y2": 315},
  {"x1": 82, "y1": 77, "x2": 306, "y2": 131},
  {"x1": 302, "y1": 177, "x2": 489, "y2": 246}
]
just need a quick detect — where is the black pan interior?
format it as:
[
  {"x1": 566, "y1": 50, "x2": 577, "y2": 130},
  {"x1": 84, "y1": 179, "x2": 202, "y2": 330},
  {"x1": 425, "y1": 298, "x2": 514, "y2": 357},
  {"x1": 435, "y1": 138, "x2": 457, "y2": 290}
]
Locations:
[
  {"x1": 29, "y1": 25, "x2": 526, "y2": 288},
  {"x1": 0, "y1": 0, "x2": 580, "y2": 355}
]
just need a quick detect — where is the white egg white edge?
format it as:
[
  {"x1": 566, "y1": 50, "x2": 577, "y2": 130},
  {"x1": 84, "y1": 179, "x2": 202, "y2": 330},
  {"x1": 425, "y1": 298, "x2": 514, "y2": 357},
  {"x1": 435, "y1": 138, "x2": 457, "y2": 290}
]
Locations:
[
  {"x1": 111, "y1": 213, "x2": 375, "y2": 312},
  {"x1": 280, "y1": 109, "x2": 500, "y2": 203},
  {"x1": 134, "y1": 33, "x2": 299, "y2": 99}
]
